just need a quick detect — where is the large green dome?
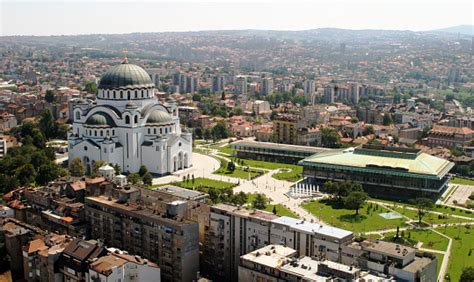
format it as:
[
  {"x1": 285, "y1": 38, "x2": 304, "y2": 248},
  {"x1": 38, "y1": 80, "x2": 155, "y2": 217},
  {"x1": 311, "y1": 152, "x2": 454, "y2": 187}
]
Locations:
[
  {"x1": 147, "y1": 110, "x2": 172, "y2": 124},
  {"x1": 85, "y1": 112, "x2": 115, "y2": 127},
  {"x1": 98, "y1": 61, "x2": 154, "y2": 90}
]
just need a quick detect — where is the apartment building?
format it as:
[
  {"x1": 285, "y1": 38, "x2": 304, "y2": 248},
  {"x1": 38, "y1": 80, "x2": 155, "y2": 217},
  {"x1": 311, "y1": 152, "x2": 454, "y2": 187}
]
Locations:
[
  {"x1": 427, "y1": 125, "x2": 474, "y2": 148},
  {"x1": 203, "y1": 204, "x2": 353, "y2": 281},
  {"x1": 273, "y1": 114, "x2": 299, "y2": 145},
  {"x1": 85, "y1": 195, "x2": 200, "y2": 282},
  {"x1": 239, "y1": 245, "x2": 388, "y2": 281}
]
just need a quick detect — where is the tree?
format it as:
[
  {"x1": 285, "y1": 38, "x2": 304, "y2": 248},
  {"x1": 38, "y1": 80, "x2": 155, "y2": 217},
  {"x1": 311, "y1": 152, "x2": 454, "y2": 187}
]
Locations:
[
  {"x1": 192, "y1": 93, "x2": 202, "y2": 102},
  {"x1": 460, "y1": 267, "x2": 474, "y2": 282},
  {"x1": 45, "y1": 89, "x2": 55, "y2": 103},
  {"x1": 232, "y1": 191, "x2": 248, "y2": 206},
  {"x1": 211, "y1": 121, "x2": 229, "y2": 141},
  {"x1": 272, "y1": 205, "x2": 277, "y2": 215},
  {"x1": 203, "y1": 128, "x2": 212, "y2": 140},
  {"x1": 252, "y1": 193, "x2": 268, "y2": 210},
  {"x1": 383, "y1": 114, "x2": 393, "y2": 125},
  {"x1": 411, "y1": 198, "x2": 434, "y2": 224},
  {"x1": 227, "y1": 161, "x2": 236, "y2": 172},
  {"x1": 15, "y1": 164, "x2": 36, "y2": 186},
  {"x1": 36, "y1": 162, "x2": 61, "y2": 185},
  {"x1": 320, "y1": 127, "x2": 341, "y2": 148},
  {"x1": 38, "y1": 109, "x2": 56, "y2": 140},
  {"x1": 343, "y1": 191, "x2": 368, "y2": 215},
  {"x1": 84, "y1": 80, "x2": 98, "y2": 94},
  {"x1": 69, "y1": 158, "x2": 85, "y2": 177},
  {"x1": 194, "y1": 127, "x2": 203, "y2": 139},
  {"x1": 138, "y1": 165, "x2": 149, "y2": 177},
  {"x1": 364, "y1": 125, "x2": 375, "y2": 135},
  {"x1": 127, "y1": 173, "x2": 141, "y2": 185},
  {"x1": 142, "y1": 172, "x2": 153, "y2": 186},
  {"x1": 113, "y1": 164, "x2": 121, "y2": 175},
  {"x1": 91, "y1": 160, "x2": 106, "y2": 177}
]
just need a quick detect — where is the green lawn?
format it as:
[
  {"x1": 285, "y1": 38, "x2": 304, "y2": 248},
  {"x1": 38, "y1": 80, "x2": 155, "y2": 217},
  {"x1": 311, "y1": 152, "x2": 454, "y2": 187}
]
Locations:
[
  {"x1": 173, "y1": 177, "x2": 235, "y2": 190},
  {"x1": 302, "y1": 199, "x2": 408, "y2": 232},
  {"x1": 244, "y1": 193, "x2": 299, "y2": 218},
  {"x1": 392, "y1": 207, "x2": 473, "y2": 225},
  {"x1": 436, "y1": 225, "x2": 474, "y2": 282},
  {"x1": 264, "y1": 204, "x2": 299, "y2": 218},
  {"x1": 211, "y1": 144, "x2": 236, "y2": 155},
  {"x1": 213, "y1": 157, "x2": 263, "y2": 180},
  {"x1": 272, "y1": 166, "x2": 303, "y2": 182},
  {"x1": 370, "y1": 198, "x2": 474, "y2": 219},
  {"x1": 235, "y1": 158, "x2": 303, "y2": 182},
  {"x1": 451, "y1": 177, "x2": 474, "y2": 186},
  {"x1": 382, "y1": 229, "x2": 449, "y2": 252}
]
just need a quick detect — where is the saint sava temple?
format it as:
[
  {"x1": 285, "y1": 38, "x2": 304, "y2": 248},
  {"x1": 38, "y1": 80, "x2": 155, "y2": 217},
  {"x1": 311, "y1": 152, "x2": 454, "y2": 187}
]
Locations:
[{"x1": 68, "y1": 59, "x2": 192, "y2": 175}]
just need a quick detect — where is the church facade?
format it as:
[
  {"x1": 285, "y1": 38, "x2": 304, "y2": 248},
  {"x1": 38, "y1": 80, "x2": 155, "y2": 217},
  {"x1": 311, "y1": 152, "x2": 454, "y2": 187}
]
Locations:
[{"x1": 68, "y1": 59, "x2": 192, "y2": 175}]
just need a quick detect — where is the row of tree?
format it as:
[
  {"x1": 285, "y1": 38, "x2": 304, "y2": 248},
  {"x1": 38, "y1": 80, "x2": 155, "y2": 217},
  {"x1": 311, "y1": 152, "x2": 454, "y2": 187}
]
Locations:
[{"x1": 1, "y1": 110, "x2": 69, "y2": 194}]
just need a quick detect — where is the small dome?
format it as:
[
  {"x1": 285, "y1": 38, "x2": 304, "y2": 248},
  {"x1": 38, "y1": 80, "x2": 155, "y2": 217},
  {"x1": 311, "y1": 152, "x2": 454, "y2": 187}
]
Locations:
[
  {"x1": 85, "y1": 112, "x2": 115, "y2": 127},
  {"x1": 147, "y1": 110, "x2": 172, "y2": 124},
  {"x1": 98, "y1": 62, "x2": 154, "y2": 90}
]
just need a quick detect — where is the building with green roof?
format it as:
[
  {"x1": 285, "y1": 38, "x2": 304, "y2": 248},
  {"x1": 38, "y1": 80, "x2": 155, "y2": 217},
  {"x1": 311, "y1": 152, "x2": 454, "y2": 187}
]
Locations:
[{"x1": 299, "y1": 144, "x2": 454, "y2": 199}]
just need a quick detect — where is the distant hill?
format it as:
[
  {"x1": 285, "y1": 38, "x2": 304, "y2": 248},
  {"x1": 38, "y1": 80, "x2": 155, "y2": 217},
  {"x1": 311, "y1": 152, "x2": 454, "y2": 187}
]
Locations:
[{"x1": 433, "y1": 25, "x2": 474, "y2": 36}]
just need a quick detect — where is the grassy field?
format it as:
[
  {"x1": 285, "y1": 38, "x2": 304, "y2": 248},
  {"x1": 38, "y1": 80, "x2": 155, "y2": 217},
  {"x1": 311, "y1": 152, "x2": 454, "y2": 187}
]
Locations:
[
  {"x1": 382, "y1": 229, "x2": 449, "y2": 252},
  {"x1": 211, "y1": 144, "x2": 236, "y2": 155},
  {"x1": 451, "y1": 177, "x2": 474, "y2": 186},
  {"x1": 302, "y1": 199, "x2": 408, "y2": 232},
  {"x1": 370, "y1": 198, "x2": 474, "y2": 219},
  {"x1": 436, "y1": 225, "x2": 474, "y2": 282},
  {"x1": 272, "y1": 166, "x2": 304, "y2": 182},
  {"x1": 213, "y1": 157, "x2": 263, "y2": 179},
  {"x1": 392, "y1": 207, "x2": 473, "y2": 225},
  {"x1": 173, "y1": 177, "x2": 236, "y2": 190},
  {"x1": 236, "y1": 158, "x2": 303, "y2": 182},
  {"x1": 264, "y1": 204, "x2": 299, "y2": 218}
]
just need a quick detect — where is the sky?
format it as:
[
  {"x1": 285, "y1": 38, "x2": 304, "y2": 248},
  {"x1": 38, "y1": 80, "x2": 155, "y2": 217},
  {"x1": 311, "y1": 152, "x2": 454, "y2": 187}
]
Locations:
[{"x1": 0, "y1": 0, "x2": 472, "y2": 36}]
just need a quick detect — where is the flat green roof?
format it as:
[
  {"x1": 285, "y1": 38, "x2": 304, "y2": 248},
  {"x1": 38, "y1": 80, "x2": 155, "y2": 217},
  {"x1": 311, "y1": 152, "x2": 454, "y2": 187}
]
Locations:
[{"x1": 300, "y1": 147, "x2": 454, "y2": 179}]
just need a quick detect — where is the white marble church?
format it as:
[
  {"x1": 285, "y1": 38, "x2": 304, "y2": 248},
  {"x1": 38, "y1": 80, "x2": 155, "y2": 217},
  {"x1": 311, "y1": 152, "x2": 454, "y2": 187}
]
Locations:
[{"x1": 68, "y1": 59, "x2": 192, "y2": 175}]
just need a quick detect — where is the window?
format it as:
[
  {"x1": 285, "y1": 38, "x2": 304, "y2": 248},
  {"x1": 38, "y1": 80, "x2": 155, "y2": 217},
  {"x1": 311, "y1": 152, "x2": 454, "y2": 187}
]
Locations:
[
  {"x1": 125, "y1": 115, "x2": 130, "y2": 124},
  {"x1": 120, "y1": 91, "x2": 123, "y2": 99},
  {"x1": 134, "y1": 115, "x2": 138, "y2": 124},
  {"x1": 94, "y1": 131, "x2": 97, "y2": 136},
  {"x1": 75, "y1": 111, "x2": 80, "y2": 120},
  {"x1": 160, "y1": 128, "x2": 162, "y2": 134},
  {"x1": 112, "y1": 130, "x2": 115, "y2": 135},
  {"x1": 84, "y1": 146, "x2": 88, "y2": 151},
  {"x1": 127, "y1": 91, "x2": 131, "y2": 100},
  {"x1": 148, "y1": 128, "x2": 151, "y2": 134},
  {"x1": 100, "y1": 131, "x2": 103, "y2": 137}
]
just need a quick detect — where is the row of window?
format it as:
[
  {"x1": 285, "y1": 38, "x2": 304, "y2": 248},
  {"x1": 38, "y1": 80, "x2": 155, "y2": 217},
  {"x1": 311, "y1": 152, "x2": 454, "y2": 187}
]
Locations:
[
  {"x1": 147, "y1": 126, "x2": 173, "y2": 135},
  {"x1": 85, "y1": 129, "x2": 116, "y2": 137},
  {"x1": 98, "y1": 88, "x2": 154, "y2": 100}
]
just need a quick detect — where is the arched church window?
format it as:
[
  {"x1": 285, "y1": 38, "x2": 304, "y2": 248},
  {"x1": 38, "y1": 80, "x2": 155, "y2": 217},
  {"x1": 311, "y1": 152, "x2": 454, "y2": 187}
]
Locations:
[
  {"x1": 134, "y1": 115, "x2": 138, "y2": 124},
  {"x1": 112, "y1": 130, "x2": 115, "y2": 135},
  {"x1": 148, "y1": 128, "x2": 150, "y2": 134},
  {"x1": 120, "y1": 91, "x2": 123, "y2": 99},
  {"x1": 75, "y1": 111, "x2": 80, "y2": 121},
  {"x1": 127, "y1": 91, "x2": 131, "y2": 100},
  {"x1": 125, "y1": 115, "x2": 130, "y2": 124}
]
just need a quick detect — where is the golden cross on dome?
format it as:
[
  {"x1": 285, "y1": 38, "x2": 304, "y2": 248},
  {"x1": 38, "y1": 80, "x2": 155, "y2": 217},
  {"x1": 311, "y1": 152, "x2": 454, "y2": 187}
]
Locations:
[{"x1": 122, "y1": 48, "x2": 128, "y2": 64}]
